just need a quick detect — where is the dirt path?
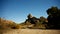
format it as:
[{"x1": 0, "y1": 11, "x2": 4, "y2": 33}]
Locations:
[{"x1": 0, "y1": 29, "x2": 60, "y2": 34}]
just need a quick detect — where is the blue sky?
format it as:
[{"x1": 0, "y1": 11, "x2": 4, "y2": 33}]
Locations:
[{"x1": 0, "y1": 0, "x2": 60, "y2": 23}]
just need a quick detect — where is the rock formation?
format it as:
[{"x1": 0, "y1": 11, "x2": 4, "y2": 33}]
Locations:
[{"x1": 24, "y1": 14, "x2": 47, "y2": 29}]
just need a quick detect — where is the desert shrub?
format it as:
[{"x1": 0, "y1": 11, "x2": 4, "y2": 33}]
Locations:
[{"x1": 11, "y1": 24, "x2": 20, "y2": 29}]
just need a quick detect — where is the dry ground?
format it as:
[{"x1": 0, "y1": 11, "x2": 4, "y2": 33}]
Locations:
[{"x1": 0, "y1": 29, "x2": 60, "y2": 34}]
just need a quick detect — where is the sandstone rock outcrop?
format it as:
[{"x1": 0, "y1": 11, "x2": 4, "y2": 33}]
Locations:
[{"x1": 24, "y1": 14, "x2": 47, "y2": 29}]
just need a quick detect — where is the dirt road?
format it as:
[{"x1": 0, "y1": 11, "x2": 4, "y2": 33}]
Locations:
[{"x1": 0, "y1": 29, "x2": 60, "y2": 34}]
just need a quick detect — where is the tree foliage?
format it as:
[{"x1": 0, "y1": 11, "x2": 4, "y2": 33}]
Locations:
[{"x1": 46, "y1": 7, "x2": 60, "y2": 29}]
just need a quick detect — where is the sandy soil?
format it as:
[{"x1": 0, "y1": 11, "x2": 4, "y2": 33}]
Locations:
[{"x1": 0, "y1": 29, "x2": 60, "y2": 34}]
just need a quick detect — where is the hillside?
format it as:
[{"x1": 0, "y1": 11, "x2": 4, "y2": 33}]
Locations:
[{"x1": 0, "y1": 18, "x2": 20, "y2": 29}]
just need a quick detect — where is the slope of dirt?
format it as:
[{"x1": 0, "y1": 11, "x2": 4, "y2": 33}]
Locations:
[{"x1": 0, "y1": 29, "x2": 60, "y2": 34}]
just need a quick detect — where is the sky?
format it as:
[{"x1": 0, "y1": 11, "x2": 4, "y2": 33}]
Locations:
[{"x1": 0, "y1": 0, "x2": 60, "y2": 24}]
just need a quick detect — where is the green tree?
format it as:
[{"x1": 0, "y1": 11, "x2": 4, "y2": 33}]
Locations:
[{"x1": 46, "y1": 6, "x2": 60, "y2": 29}]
